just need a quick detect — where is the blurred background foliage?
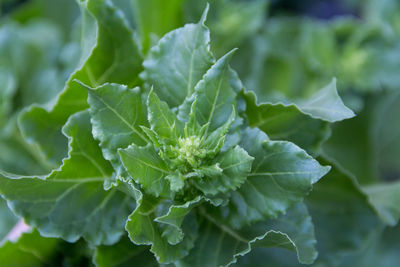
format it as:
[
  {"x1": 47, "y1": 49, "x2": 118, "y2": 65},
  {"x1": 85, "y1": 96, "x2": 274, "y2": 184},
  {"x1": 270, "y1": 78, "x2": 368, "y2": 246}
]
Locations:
[{"x1": 0, "y1": 0, "x2": 399, "y2": 266}]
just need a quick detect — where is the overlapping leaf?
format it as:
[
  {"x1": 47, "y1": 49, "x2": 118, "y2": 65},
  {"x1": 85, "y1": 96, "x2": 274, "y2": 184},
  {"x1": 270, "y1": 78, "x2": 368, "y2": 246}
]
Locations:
[
  {"x1": 19, "y1": 0, "x2": 143, "y2": 165},
  {"x1": 221, "y1": 128, "x2": 330, "y2": 228},
  {"x1": 142, "y1": 5, "x2": 214, "y2": 107},
  {"x1": 0, "y1": 112, "x2": 135, "y2": 245}
]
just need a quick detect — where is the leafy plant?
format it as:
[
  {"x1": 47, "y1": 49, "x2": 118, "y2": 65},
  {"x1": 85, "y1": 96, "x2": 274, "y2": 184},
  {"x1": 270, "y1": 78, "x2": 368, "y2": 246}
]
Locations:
[{"x1": 0, "y1": 0, "x2": 399, "y2": 266}]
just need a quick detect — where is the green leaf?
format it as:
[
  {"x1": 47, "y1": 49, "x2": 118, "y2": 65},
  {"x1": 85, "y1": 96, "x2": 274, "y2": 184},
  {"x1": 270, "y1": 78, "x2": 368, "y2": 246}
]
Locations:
[
  {"x1": 142, "y1": 6, "x2": 214, "y2": 107},
  {"x1": 363, "y1": 181, "x2": 400, "y2": 226},
  {"x1": 193, "y1": 146, "x2": 253, "y2": 196},
  {"x1": 209, "y1": 0, "x2": 268, "y2": 57},
  {"x1": 296, "y1": 78, "x2": 355, "y2": 122},
  {"x1": 306, "y1": 158, "x2": 382, "y2": 266},
  {"x1": 132, "y1": 0, "x2": 184, "y2": 54},
  {"x1": 0, "y1": 21, "x2": 64, "y2": 109},
  {"x1": 125, "y1": 192, "x2": 198, "y2": 263},
  {"x1": 94, "y1": 236, "x2": 158, "y2": 267},
  {"x1": 191, "y1": 50, "x2": 237, "y2": 133},
  {"x1": 165, "y1": 172, "x2": 185, "y2": 192},
  {"x1": 179, "y1": 202, "x2": 317, "y2": 266},
  {"x1": 0, "y1": 229, "x2": 93, "y2": 267},
  {"x1": 341, "y1": 224, "x2": 400, "y2": 267},
  {"x1": 0, "y1": 122, "x2": 51, "y2": 176},
  {"x1": 371, "y1": 90, "x2": 400, "y2": 182},
  {"x1": 147, "y1": 90, "x2": 183, "y2": 144},
  {"x1": 0, "y1": 198, "x2": 18, "y2": 242},
  {"x1": 82, "y1": 82, "x2": 148, "y2": 169},
  {"x1": 322, "y1": 100, "x2": 377, "y2": 184},
  {"x1": 119, "y1": 144, "x2": 170, "y2": 198},
  {"x1": 243, "y1": 90, "x2": 330, "y2": 154},
  {"x1": 0, "y1": 230, "x2": 59, "y2": 267},
  {"x1": 0, "y1": 111, "x2": 134, "y2": 245},
  {"x1": 19, "y1": 0, "x2": 143, "y2": 164},
  {"x1": 224, "y1": 128, "x2": 330, "y2": 228},
  {"x1": 202, "y1": 107, "x2": 235, "y2": 154},
  {"x1": 155, "y1": 196, "x2": 203, "y2": 245},
  {"x1": 0, "y1": 68, "x2": 16, "y2": 129}
]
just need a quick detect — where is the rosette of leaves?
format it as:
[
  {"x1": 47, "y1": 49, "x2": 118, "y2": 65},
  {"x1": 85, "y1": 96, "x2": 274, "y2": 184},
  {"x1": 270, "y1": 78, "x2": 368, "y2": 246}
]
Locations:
[{"x1": 0, "y1": 2, "x2": 335, "y2": 266}]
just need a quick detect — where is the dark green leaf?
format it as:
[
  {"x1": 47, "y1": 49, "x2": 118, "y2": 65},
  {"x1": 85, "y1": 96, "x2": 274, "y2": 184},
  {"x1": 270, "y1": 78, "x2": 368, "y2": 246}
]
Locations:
[
  {"x1": 0, "y1": 112, "x2": 134, "y2": 245},
  {"x1": 94, "y1": 236, "x2": 157, "y2": 267}
]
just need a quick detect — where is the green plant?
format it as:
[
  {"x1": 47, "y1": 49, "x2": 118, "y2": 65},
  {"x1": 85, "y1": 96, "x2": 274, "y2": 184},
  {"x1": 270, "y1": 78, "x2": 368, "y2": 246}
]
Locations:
[{"x1": 0, "y1": 0, "x2": 399, "y2": 266}]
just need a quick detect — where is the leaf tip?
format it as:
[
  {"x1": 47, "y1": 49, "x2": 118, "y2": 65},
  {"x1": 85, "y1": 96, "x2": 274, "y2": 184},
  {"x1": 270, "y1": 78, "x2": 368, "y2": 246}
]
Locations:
[{"x1": 200, "y1": 3, "x2": 210, "y2": 25}]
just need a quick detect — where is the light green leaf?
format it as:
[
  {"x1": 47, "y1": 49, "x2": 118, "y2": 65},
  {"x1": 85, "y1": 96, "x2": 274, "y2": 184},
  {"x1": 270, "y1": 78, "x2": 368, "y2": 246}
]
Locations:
[
  {"x1": 119, "y1": 144, "x2": 170, "y2": 198},
  {"x1": 19, "y1": 0, "x2": 142, "y2": 164},
  {"x1": 296, "y1": 78, "x2": 355, "y2": 122},
  {"x1": 94, "y1": 236, "x2": 157, "y2": 267},
  {"x1": 192, "y1": 50, "x2": 237, "y2": 134},
  {"x1": 125, "y1": 193, "x2": 198, "y2": 263},
  {"x1": 147, "y1": 90, "x2": 183, "y2": 144},
  {"x1": 224, "y1": 128, "x2": 330, "y2": 228},
  {"x1": 0, "y1": 111, "x2": 134, "y2": 245},
  {"x1": 193, "y1": 146, "x2": 253, "y2": 196},
  {"x1": 363, "y1": 181, "x2": 400, "y2": 226},
  {"x1": 142, "y1": 6, "x2": 214, "y2": 107},
  {"x1": 202, "y1": 107, "x2": 235, "y2": 155},
  {"x1": 210, "y1": 0, "x2": 268, "y2": 57},
  {"x1": 243, "y1": 90, "x2": 330, "y2": 154},
  {"x1": 165, "y1": 173, "x2": 185, "y2": 192},
  {"x1": 82, "y1": 82, "x2": 148, "y2": 169},
  {"x1": 132, "y1": 0, "x2": 184, "y2": 54}
]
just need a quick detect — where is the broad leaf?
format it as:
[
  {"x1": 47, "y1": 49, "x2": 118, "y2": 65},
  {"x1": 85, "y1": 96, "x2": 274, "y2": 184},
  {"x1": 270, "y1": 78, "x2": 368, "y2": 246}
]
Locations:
[
  {"x1": 19, "y1": 0, "x2": 143, "y2": 164},
  {"x1": 322, "y1": 99, "x2": 377, "y2": 184},
  {"x1": 132, "y1": 0, "x2": 184, "y2": 54},
  {"x1": 371, "y1": 89, "x2": 400, "y2": 182},
  {"x1": 224, "y1": 128, "x2": 330, "y2": 228},
  {"x1": 142, "y1": 6, "x2": 214, "y2": 107},
  {"x1": 363, "y1": 181, "x2": 400, "y2": 226},
  {"x1": 94, "y1": 236, "x2": 158, "y2": 267},
  {"x1": 179, "y1": 202, "x2": 317, "y2": 266},
  {"x1": 0, "y1": 230, "x2": 59, "y2": 267},
  {"x1": 0, "y1": 112, "x2": 134, "y2": 245},
  {"x1": 0, "y1": 230, "x2": 93, "y2": 267},
  {"x1": 306, "y1": 158, "x2": 382, "y2": 266},
  {"x1": 341, "y1": 224, "x2": 400, "y2": 267}
]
